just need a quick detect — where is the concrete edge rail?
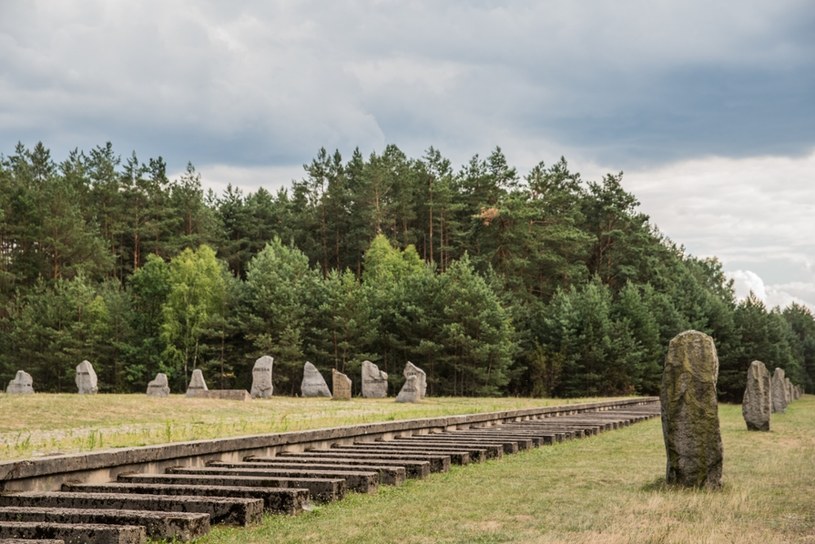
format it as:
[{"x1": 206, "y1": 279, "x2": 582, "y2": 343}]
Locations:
[{"x1": 0, "y1": 397, "x2": 658, "y2": 492}]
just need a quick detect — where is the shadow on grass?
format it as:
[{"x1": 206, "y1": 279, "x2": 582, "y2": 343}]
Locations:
[{"x1": 642, "y1": 476, "x2": 727, "y2": 493}]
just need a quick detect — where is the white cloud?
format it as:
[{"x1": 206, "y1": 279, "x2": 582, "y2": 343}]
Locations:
[{"x1": 728, "y1": 270, "x2": 815, "y2": 312}]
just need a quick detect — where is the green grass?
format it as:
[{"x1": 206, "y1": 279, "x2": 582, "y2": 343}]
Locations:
[
  {"x1": 197, "y1": 397, "x2": 815, "y2": 544},
  {"x1": 0, "y1": 394, "x2": 615, "y2": 461}
]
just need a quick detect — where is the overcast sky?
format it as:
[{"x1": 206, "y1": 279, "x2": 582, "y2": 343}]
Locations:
[{"x1": 2, "y1": 1, "x2": 813, "y2": 309}]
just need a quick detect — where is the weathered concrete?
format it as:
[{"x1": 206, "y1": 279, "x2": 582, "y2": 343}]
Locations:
[
  {"x1": 185, "y1": 369, "x2": 208, "y2": 397},
  {"x1": 119, "y1": 472, "x2": 344, "y2": 504},
  {"x1": 389, "y1": 438, "x2": 503, "y2": 460},
  {"x1": 168, "y1": 465, "x2": 379, "y2": 494},
  {"x1": 331, "y1": 370, "x2": 352, "y2": 401},
  {"x1": 267, "y1": 454, "x2": 432, "y2": 479},
  {"x1": 145, "y1": 373, "x2": 170, "y2": 397},
  {"x1": 660, "y1": 330, "x2": 723, "y2": 489},
  {"x1": 0, "y1": 492, "x2": 263, "y2": 526},
  {"x1": 0, "y1": 521, "x2": 144, "y2": 544},
  {"x1": 771, "y1": 368, "x2": 787, "y2": 413},
  {"x1": 300, "y1": 362, "x2": 331, "y2": 398},
  {"x1": 0, "y1": 507, "x2": 209, "y2": 542},
  {"x1": 361, "y1": 361, "x2": 388, "y2": 399},
  {"x1": 61, "y1": 482, "x2": 307, "y2": 515},
  {"x1": 334, "y1": 444, "x2": 471, "y2": 465},
  {"x1": 199, "y1": 462, "x2": 379, "y2": 494},
  {"x1": 311, "y1": 449, "x2": 451, "y2": 472},
  {"x1": 742, "y1": 360, "x2": 771, "y2": 431},
  {"x1": 219, "y1": 460, "x2": 405, "y2": 486},
  {"x1": 250, "y1": 356, "x2": 273, "y2": 399},
  {"x1": 75, "y1": 361, "x2": 98, "y2": 395},
  {"x1": 5, "y1": 371, "x2": 34, "y2": 395},
  {"x1": 0, "y1": 398, "x2": 657, "y2": 492}
]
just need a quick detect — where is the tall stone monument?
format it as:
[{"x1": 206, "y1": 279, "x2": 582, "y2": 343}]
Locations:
[
  {"x1": 403, "y1": 362, "x2": 427, "y2": 399},
  {"x1": 75, "y1": 360, "x2": 98, "y2": 394},
  {"x1": 146, "y1": 372, "x2": 170, "y2": 397},
  {"x1": 186, "y1": 368, "x2": 208, "y2": 397},
  {"x1": 396, "y1": 374, "x2": 421, "y2": 403},
  {"x1": 742, "y1": 360, "x2": 770, "y2": 431},
  {"x1": 361, "y1": 360, "x2": 388, "y2": 398},
  {"x1": 250, "y1": 356, "x2": 274, "y2": 399},
  {"x1": 332, "y1": 369, "x2": 352, "y2": 400},
  {"x1": 771, "y1": 368, "x2": 787, "y2": 413},
  {"x1": 660, "y1": 330, "x2": 723, "y2": 488},
  {"x1": 301, "y1": 362, "x2": 331, "y2": 397},
  {"x1": 6, "y1": 370, "x2": 34, "y2": 395}
]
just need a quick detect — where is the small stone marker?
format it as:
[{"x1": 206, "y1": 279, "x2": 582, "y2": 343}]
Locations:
[
  {"x1": 361, "y1": 360, "x2": 388, "y2": 398},
  {"x1": 403, "y1": 361, "x2": 427, "y2": 399},
  {"x1": 396, "y1": 374, "x2": 421, "y2": 403},
  {"x1": 250, "y1": 356, "x2": 274, "y2": 399},
  {"x1": 332, "y1": 369, "x2": 352, "y2": 400},
  {"x1": 6, "y1": 370, "x2": 34, "y2": 395},
  {"x1": 146, "y1": 372, "x2": 170, "y2": 397},
  {"x1": 771, "y1": 368, "x2": 787, "y2": 413},
  {"x1": 660, "y1": 330, "x2": 723, "y2": 488},
  {"x1": 742, "y1": 360, "x2": 770, "y2": 431},
  {"x1": 186, "y1": 369, "x2": 208, "y2": 397},
  {"x1": 301, "y1": 362, "x2": 331, "y2": 397},
  {"x1": 75, "y1": 360, "x2": 98, "y2": 394}
]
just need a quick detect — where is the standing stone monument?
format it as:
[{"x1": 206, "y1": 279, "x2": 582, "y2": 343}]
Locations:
[
  {"x1": 396, "y1": 374, "x2": 421, "y2": 403},
  {"x1": 250, "y1": 356, "x2": 274, "y2": 399},
  {"x1": 660, "y1": 330, "x2": 723, "y2": 488},
  {"x1": 332, "y1": 369, "x2": 352, "y2": 400},
  {"x1": 785, "y1": 378, "x2": 794, "y2": 403},
  {"x1": 771, "y1": 368, "x2": 787, "y2": 413},
  {"x1": 403, "y1": 361, "x2": 427, "y2": 399},
  {"x1": 186, "y1": 368, "x2": 208, "y2": 397},
  {"x1": 742, "y1": 360, "x2": 771, "y2": 431},
  {"x1": 361, "y1": 360, "x2": 388, "y2": 398},
  {"x1": 75, "y1": 360, "x2": 98, "y2": 395},
  {"x1": 146, "y1": 372, "x2": 170, "y2": 397},
  {"x1": 6, "y1": 370, "x2": 34, "y2": 395},
  {"x1": 301, "y1": 362, "x2": 331, "y2": 397}
]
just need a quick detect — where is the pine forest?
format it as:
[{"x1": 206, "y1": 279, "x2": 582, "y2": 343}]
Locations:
[{"x1": 1, "y1": 141, "x2": 813, "y2": 401}]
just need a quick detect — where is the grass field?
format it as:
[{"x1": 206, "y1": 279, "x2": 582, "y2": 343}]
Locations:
[
  {"x1": 197, "y1": 398, "x2": 814, "y2": 544},
  {"x1": 1, "y1": 394, "x2": 812, "y2": 543},
  {"x1": 0, "y1": 394, "x2": 611, "y2": 461}
]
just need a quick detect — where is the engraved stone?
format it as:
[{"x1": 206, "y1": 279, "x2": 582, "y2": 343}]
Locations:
[
  {"x1": 186, "y1": 369, "x2": 208, "y2": 397},
  {"x1": 332, "y1": 369, "x2": 352, "y2": 401},
  {"x1": 6, "y1": 370, "x2": 34, "y2": 395},
  {"x1": 660, "y1": 330, "x2": 723, "y2": 488},
  {"x1": 146, "y1": 372, "x2": 170, "y2": 397},
  {"x1": 75, "y1": 360, "x2": 98, "y2": 395},
  {"x1": 301, "y1": 362, "x2": 331, "y2": 397},
  {"x1": 250, "y1": 356, "x2": 274, "y2": 399},
  {"x1": 771, "y1": 368, "x2": 787, "y2": 413},
  {"x1": 742, "y1": 360, "x2": 770, "y2": 431},
  {"x1": 396, "y1": 374, "x2": 421, "y2": 403},
  {"x1": 403, "y1": 361, "x2": 427, "y2": 399},
  {"x1": 361, "y1": 360, "x2": 388, "y2": 398}
]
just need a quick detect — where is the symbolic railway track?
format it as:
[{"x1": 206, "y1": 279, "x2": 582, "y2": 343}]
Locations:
[{"x1": 0, "y1": 398, "x2": 659, "y2": 543}]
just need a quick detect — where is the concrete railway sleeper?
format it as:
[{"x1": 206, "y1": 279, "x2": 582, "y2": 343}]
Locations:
[{"x1": 0, "y1": 397, "x2": 658, "y2": 543}]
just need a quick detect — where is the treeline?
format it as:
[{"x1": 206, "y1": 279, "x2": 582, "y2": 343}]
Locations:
[{"x1": 1, "y1": 142, "x2": 813, "y2": 400}]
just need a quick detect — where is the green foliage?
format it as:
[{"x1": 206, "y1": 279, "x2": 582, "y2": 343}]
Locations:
[{"x1": 1, "y1": 141, "x2": 814, "y2": 398}]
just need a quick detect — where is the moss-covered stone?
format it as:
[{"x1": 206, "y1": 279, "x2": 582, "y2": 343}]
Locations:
[{"x1": 660, "y1": 330, "x2": 723, "y2": 488}]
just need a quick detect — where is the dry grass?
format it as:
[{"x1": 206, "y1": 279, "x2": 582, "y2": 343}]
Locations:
[
  {"x1": 199, "y1": 397, "x2": 815, "y2": 544},
  {"x1": 0, "y1": 394, "x2": 611, "y2": 461}
]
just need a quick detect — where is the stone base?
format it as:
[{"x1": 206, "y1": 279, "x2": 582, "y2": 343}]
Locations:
[{"x1": 186, "y1": 389, "x2": 251, "y2": 401}]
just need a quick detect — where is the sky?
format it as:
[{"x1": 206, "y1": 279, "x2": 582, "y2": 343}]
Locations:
[{"x1": 1, "y1": 0, "x2": 813, "y2": 310}]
